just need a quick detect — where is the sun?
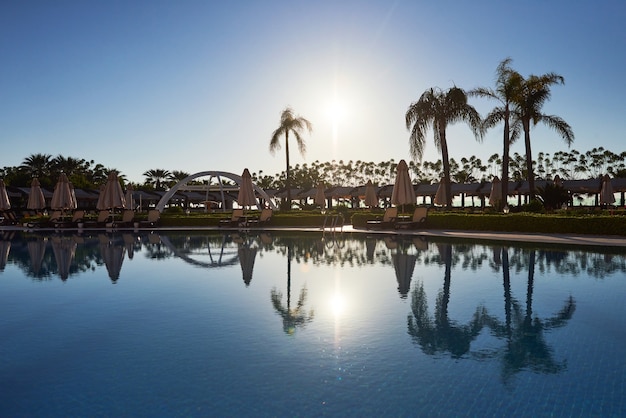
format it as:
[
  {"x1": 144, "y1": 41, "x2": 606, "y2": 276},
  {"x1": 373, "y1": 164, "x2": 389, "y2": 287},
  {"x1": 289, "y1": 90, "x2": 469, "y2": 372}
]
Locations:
[{"x1": 325, "y1": 98, "x2": 346, "y2": 126}]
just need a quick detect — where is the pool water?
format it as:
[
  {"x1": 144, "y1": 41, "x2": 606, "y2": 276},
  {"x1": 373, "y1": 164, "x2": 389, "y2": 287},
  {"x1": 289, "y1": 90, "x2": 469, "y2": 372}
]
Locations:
[{"x1": 0, "y1": 230, "x2": 624, "y2": 417}]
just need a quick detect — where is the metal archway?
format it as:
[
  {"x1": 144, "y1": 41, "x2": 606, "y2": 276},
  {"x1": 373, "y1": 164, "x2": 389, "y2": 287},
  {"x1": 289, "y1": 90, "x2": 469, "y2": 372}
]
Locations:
[{"x1": 155, "y1": 171, "x2": 277, "y2": 213}]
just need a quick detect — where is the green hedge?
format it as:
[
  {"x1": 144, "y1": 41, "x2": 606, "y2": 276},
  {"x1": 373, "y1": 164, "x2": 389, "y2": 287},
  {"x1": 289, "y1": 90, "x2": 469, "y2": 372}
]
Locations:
[{"x1": 155, "y1": 210, "x2": 626, "y2": 237}]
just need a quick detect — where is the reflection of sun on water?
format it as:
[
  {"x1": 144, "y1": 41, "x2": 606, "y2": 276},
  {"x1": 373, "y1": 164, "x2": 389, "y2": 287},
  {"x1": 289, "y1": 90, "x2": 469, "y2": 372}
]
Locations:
[{"x1": 329, "y1": 292, "x2": 347, "y2": 317}]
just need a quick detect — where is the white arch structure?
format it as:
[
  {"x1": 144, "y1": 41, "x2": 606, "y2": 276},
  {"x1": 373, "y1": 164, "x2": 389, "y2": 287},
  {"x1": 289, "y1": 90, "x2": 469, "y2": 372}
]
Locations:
[{"x1": 155, "y1": 171, "x2": 277, "y2": 213}]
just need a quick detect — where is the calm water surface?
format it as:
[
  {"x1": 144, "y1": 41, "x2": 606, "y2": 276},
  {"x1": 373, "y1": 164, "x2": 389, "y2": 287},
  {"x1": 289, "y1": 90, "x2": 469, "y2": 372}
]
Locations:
[{"x1": 0, "y1": 230, "x2": 625, "y2": 417}]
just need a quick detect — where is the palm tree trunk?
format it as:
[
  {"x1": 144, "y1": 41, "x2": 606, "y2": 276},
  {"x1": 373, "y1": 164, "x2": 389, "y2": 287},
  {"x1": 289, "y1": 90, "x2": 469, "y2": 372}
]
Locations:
[
  {"x1": 440, "y1": 128, "x2": 452, "y2": 208},
  {"x1": 501, "y1": 108, "x2": 510, "y2": 209},
  {"x1": 523, "y1": 119, "x2": 535, "y2": 200},
  {"x1": 285, "y1": 132, "x2": 291, "y2": 210}
]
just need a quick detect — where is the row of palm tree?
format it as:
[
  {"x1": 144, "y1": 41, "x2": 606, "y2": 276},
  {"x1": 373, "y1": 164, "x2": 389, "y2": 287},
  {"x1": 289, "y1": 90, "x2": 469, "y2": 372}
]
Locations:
[
  {"x1": 2, "y1": 145, "x2": 624, "y2": 197},
  {"x1": 269, "y1": 59, "x2": 575, "y2": 209}
]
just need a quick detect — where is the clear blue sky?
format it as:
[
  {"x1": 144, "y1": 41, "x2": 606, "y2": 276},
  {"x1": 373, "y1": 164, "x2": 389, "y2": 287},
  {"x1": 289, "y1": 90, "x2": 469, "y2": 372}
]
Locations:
[{"x1": 1, "y1": 0, "x2": 624, "y2": 184}]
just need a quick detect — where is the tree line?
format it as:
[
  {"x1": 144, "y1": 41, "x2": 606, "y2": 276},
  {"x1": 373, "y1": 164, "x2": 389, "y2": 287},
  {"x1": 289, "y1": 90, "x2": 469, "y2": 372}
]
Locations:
[{"x1": 1, "y1": 146, "x2": 624, "y2": 193}]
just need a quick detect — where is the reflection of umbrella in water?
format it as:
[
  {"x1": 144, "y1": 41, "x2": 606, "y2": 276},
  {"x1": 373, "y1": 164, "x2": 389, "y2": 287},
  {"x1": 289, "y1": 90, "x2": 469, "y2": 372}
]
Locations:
[
  {"x1": 27, "y1": 238, "x2": 47, "y2": 275},
  {"x1": 27, "y1": 177, "x2": 46, "y2": 210},
  {"x1": 0, "y1": 179, "x2": 11, "y2": 210},
  {"x1": 99, "y1": 236, "x2": 125, "y2": 283},
  {"x1": 237, "y1": 168, "x2": 257, "y2": 209},
  {"x1": 51, "y1": 236, "x2": 76, "y2": 280},
  {"x1": 365, "y1": 238, "x2": 376, "y2": 261},
  {"x1": 238, "y1": 244, "x2": 257, "y2": 286},
  {"x1": 364, "y1": 180, "x2": 378, "y2": 208},
  {"x1": 314, "y1": 183, "x2": 326, "y2": 209},
  {"x1": 600, "y1": 174, "x2": 615, "y2": 205},
  {"x1": 391, "y1": 159, "x2": 416, "y2": 212},
  {"x1": 0, "y1": 239, "x2": 10, "y2": 271},
  {"x1": 122, "y1": 233, "x2": 136, "y2": 259},
  {"x1": 392, "y1": 252, "x2": 417, "y2": 298},
  {"x1": 489, "y1": 176, "x2": 502, "y2": 207}
]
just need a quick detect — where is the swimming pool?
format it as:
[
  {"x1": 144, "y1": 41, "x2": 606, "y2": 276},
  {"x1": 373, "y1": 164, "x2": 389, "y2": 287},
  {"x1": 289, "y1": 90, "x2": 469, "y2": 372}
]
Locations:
[{"x1": 0, "y1": 230, "x2": 624, "y2": 417}]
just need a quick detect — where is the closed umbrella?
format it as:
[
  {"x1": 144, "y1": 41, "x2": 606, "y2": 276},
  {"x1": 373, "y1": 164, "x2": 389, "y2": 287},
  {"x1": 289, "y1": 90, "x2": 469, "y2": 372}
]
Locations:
[
  {"x1": 51, "y1": 173, "x2": 74, "y2": 211},
  {"x1": 27, "y1": 178, "x2": 46, "y2": 210},
  {"x1": 553, "y1": 175, "x2": 563, "y2": 187},
  {"x1": 101, "y1": 172, "x2": 126, "y2": 222},
  {"x1": 391, "y1": 160, "x2": 416, "y2": 212},
  {"x1": 96, "y1": 185, "x2": 106, "y2": 211},
  {"x1": 314, "y1": 183, "x2": 326, "y2": 209},
  {"x1": 125, "y1": 184, "x2": 135, "y2": 210},
  {"x1": 0, "y1": 179, "x2": 11, "y2": 211},
  {"x1": 237, "y1": 168, "x2": 257, "y2": 209},
  {"x1": 489, "y1": 176, "x2": 502, "y2": 207},
  {"x1": 69, "y1": 182, "x2": 78, "y2": 210},
  {"x1": 600, "y1": 174, "x2": 615, "y2": 205},
  {"x1": 434, "y1": 181, "x2": 446, "y2": 206},
  {"x1": 364, "y1": 180, "x2": 378, "y2": 208}
]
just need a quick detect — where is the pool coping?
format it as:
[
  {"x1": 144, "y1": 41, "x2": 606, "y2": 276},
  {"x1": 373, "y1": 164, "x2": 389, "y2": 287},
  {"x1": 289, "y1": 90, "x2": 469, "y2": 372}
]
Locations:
[{"x1": 3, "y1": 224, "x2": 625, "y2": 248}]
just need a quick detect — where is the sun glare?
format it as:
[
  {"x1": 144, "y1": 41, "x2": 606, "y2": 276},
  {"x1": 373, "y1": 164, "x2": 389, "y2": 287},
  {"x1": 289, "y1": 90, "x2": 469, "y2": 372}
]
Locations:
[{"x1": 326, "y1": 99, "x2": 345, "y2": 126}]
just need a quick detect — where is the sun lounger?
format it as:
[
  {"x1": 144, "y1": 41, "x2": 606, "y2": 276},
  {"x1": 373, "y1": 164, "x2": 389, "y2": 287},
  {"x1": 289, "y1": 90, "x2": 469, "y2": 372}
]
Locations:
[
  {"x1": 395, "y1": 207, "x2": 428, "y2": 229},
  {"x1": 53, "y1": 210, "x2": 85, "y2": 228},
  {"x1": 83, "y1": 210, "x2": 111, "y2": 228},
  {"x1": 0, "y1": 210, "x2": 20, "y2": 226},
  {"x1": 366, "y1": 207, "x2": 398, "y2": 230},
  {"x1": 111, "y1": 210, "x2": 135, "y2": 228},
  {"x1": 138, "y1": 210, "x2": 161, "y2": 228},
  {"x1": 247, "y1": 208, "x2": 273, "y2": 227},
  {"x1": 219, "y1": 209, "x2": 245, "y2": 227},
  {"x1": 26, "y1": 210, "x2": 63, "y2": 228}
]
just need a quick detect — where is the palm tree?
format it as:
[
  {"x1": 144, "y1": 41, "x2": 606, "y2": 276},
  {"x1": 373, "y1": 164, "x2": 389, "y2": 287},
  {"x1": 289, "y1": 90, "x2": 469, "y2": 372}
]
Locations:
[
  {"x1": 20, "y1": 153, "x2": 53, "y2": 179},
  {"x1": 405, "y1": 87, "x2": 482, "y2": 207},
  {"x1": 269, "y1": 107, "x2": 313, "y2": 210},
  {"x1": 514, "y1": 72, "x2": 574, "y2": 199},
  {"x1": 143, "y1": 169, "x2": 172, "y2": 190},
  {"x1": 470, "y1": 58, "x2": 522, "y2": 209}
]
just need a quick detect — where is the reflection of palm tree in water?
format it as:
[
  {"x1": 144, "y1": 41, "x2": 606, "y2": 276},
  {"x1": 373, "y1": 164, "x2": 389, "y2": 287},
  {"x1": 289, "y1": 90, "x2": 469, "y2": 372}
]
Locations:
[
  {"x1": 408, "y1": 243, "x2": 487, "y2": 358},
  {"x1": 484, "y1": 248, "x2": 576, "y2": 382},
  {"x1": 271, "y1": 243, "x2": 314, "y2": 335}
]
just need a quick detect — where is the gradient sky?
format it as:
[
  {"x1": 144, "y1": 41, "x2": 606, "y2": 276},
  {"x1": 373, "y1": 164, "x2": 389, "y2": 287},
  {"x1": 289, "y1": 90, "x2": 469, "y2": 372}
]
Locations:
[{"x1": 1, "y1": 0, "x2": 624, "y2": 184}]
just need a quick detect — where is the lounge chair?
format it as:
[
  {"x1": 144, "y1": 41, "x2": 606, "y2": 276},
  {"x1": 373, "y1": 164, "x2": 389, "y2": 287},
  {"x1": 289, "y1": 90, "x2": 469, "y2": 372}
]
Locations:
[
  {"x1": 83, "y1": 210, "x2": 111, "y2": 228},
  {"x1": 138, "y1": 210, "x2": 161, "y2": 228},
  {"x1": 26, "y1": 210, "x2": 63, "y2": 228},
  {"x1": 54, "y1": 210, "x2": 85, "y2": 228},
  {"x1": 111, "y1": 210, "x2": 135, "y2": 228},
  {"x1": 366, "y1": 207, "x2": 398, "y2": 230},
  {"x1": 247, "y1": 208, "x2": 273, "y2": 227},
  {"x1": 219, "y1": 209, "x2": 245, "y2": 227},
  {"x1": 395, "y1": 207, "x2": 428, "y2": 229},
  {"x1": 1, "y1": 210, "x2": 20, "y2": 226}
]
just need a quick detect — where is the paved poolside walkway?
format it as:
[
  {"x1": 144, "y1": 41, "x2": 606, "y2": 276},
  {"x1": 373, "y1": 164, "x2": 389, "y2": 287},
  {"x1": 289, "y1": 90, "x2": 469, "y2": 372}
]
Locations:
[{"x1": 3, "y1": 224, "x2": 625, "y2": 248}]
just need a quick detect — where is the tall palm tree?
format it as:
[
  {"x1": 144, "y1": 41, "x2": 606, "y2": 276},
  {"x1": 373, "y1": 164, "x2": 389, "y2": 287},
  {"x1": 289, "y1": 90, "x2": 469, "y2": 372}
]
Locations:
[
  {"x1": 514, "y1": 72, "x2": 574, "y2": 199},
  {"x1": 405, "y1": 87, "x2": 482, "y2": 207},
  {"x1": 470, "y1": 58, "x2": 522, "y2": 209},
  {"x1": 270, "y1": 107, "x2": 313, "y2": 210}
]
